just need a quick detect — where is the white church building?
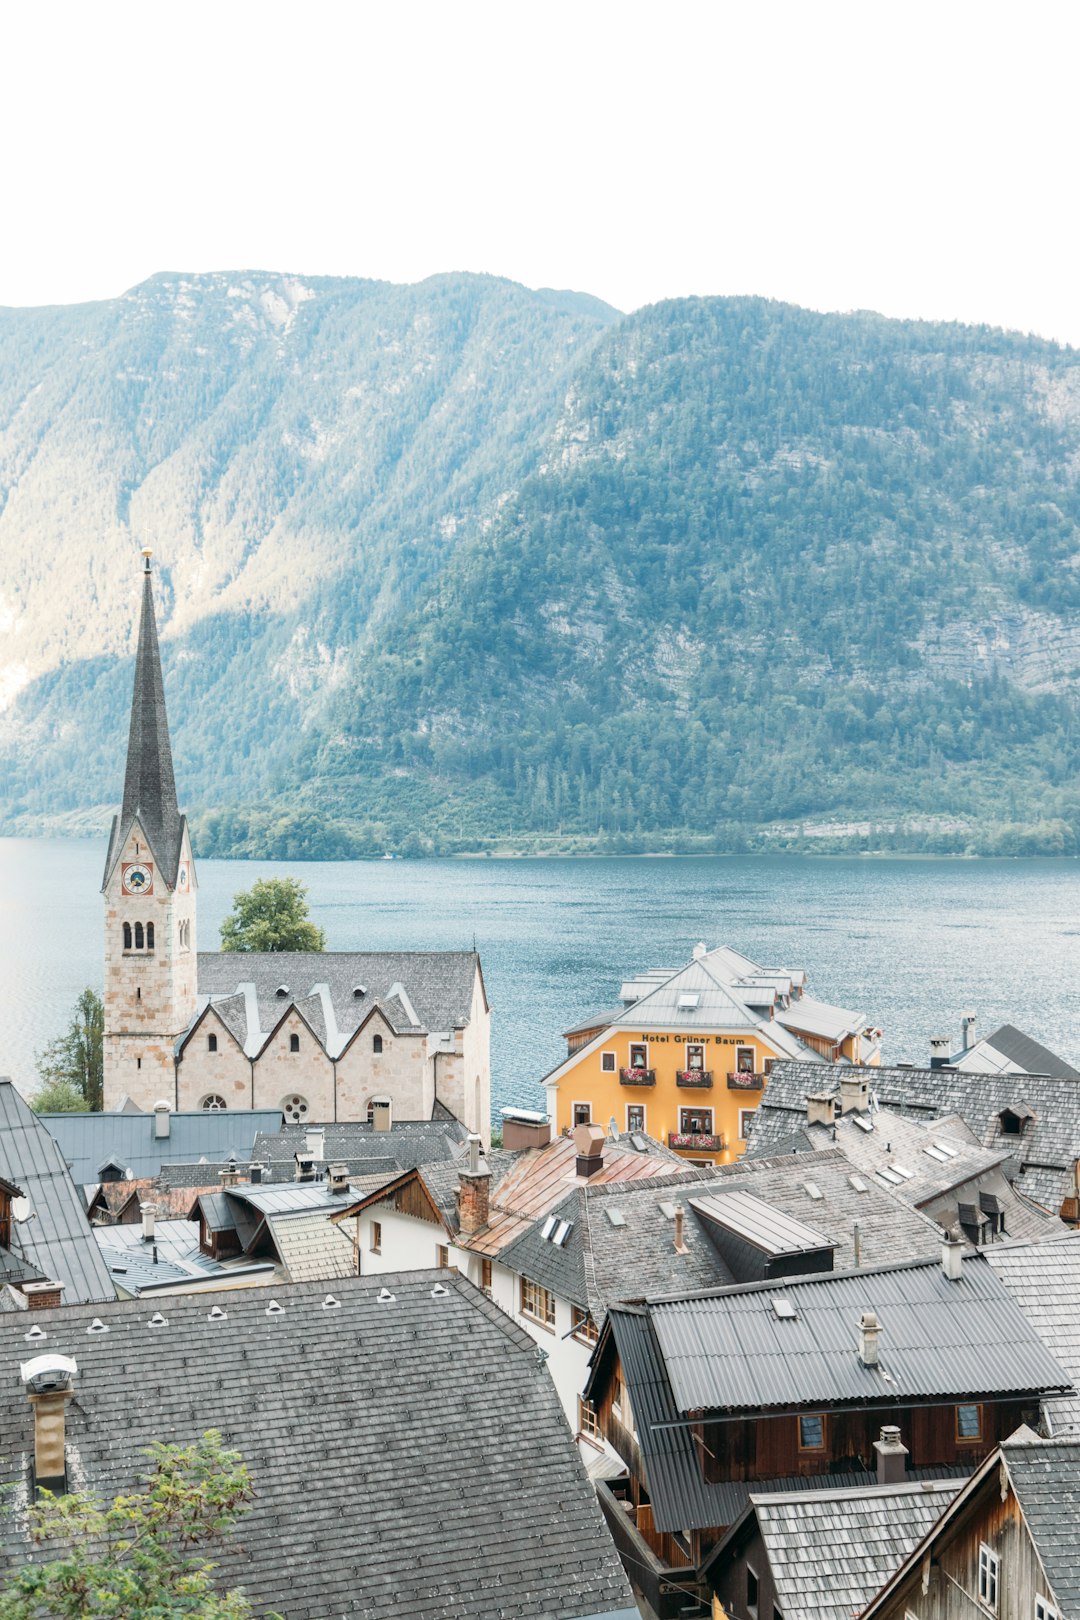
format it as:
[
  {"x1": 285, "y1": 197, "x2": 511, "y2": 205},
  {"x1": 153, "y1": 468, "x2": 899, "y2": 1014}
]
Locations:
[{"x1": 101, "y1": 551, "x2": 490, "y2": 1137}]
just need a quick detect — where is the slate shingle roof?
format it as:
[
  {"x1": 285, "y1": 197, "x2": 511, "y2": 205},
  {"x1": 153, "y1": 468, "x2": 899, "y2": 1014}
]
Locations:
[
  {"x1": 0, "y1": 1081, "x2": 116, "y2": 1304},
  {"x1": 0, "y1": 1272, "x2": 637, "y2": 1620},
  {"x1": 713, "y1": 1146, "x2": 945, "y2": 1270},
  {"x1": 985, "y1": 1230, "x2": 1080, "y2": 1434},
  {"x1": 195, "y1": 950, "x2": 483, "y2": 1058},
  {"x1": 251, "y1": 1117, "x2": 468, "y2": 1170},
  {"x1": 709, "y1": 1479, "x2": 961, "y2": 1620},
  {"x1": 752, "y1": 1060, "x2": 1080, "y2": 1211}
]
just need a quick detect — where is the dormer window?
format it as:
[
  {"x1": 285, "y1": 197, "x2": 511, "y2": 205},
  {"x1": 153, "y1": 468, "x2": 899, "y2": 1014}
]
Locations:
[{"x1": 998, "y1": 1105, "x2": 1035, "y2": 1136}]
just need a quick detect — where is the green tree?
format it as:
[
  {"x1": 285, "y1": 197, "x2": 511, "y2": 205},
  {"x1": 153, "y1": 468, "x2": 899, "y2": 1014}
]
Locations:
[
  {"x1": 0, "y1": 1431, "x2": 265, "y2": 1620},
  {"x1": 34, "y1": 989, "x2": 103, "y2": 1113},
  {"x1": 219, "y1": 877, "x2": 326, "y2": 952}
]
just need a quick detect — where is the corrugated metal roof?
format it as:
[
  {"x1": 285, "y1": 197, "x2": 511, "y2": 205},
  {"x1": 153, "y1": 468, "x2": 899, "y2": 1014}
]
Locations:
[
  {"x1": 41, "y1": 1108, "x2": 283, "y2": 1185},
  {"x1": 0, "y1": 1082, "x2": 116, "y2": 1304},
  {"x1": 649, "y1": 1254, "x2": 1071, "y2": 1414}
]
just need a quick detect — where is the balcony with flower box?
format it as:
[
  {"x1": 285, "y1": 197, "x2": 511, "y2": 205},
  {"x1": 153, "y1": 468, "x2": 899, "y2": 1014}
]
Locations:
[
  {"x1": 675, "y1": 1069, "x2": 713, "y2": 1088},
  {"x1": 619, "y1": 1067, "x2": 656, "y2": 1087},
  {"x1": 727, "y1": 1071, "x2": 765, "y2": 1091},
  {"x1": 669, "y1": 1131, "x2": 725, "y2": 1152}
]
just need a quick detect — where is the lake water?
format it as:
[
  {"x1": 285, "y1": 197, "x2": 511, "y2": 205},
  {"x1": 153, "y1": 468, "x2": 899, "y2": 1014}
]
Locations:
[{"x1": 4, "y1": 838, "x2": 1080, "y2": 1114}]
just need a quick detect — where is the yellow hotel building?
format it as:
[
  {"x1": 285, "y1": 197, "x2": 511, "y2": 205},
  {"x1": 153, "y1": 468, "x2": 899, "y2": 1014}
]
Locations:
[{"x1": 543, "y1": 943, "x2": 881, "y2": 1167}]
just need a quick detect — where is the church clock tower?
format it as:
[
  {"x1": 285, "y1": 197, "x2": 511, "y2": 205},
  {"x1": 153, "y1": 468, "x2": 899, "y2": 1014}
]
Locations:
[{"x1": 101, "y1": 550, "x2": 198, "y2": 1110}]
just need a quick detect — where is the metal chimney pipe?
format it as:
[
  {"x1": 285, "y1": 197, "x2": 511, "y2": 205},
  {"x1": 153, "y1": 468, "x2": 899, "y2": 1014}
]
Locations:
[
  {"x1": 942, "y1": 1228, "x2": 965, "y2": 1281},
  {"x1": 141, "y1": 1203, "x2": 157, "y2": 1243}
]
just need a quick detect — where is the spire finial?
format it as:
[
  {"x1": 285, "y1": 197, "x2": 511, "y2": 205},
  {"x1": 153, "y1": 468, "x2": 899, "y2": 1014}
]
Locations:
[{"x1": 141, "y1": 547, "x2": 153, "y2": 574}]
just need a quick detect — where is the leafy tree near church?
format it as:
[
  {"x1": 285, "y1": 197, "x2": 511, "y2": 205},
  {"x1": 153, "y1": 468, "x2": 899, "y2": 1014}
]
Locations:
[
  {"x1": 0, "y1": 1431, "x2": 263, "y2": 1620},
  {"x1": 33, "y1": 988, "x2": 103, "y2": 1113},
  {"x1": 219, "y1": 877, "x2": 326, "y2": 952}
]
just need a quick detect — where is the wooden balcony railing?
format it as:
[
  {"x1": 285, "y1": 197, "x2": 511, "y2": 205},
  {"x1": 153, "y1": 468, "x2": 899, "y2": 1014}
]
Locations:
[
  {"x1": 619, "y1": 1067, "x2": 656, "y2": 1087},
  {"x1": 676, "y1": 1069, "x2": 713, "y2": 1088}
]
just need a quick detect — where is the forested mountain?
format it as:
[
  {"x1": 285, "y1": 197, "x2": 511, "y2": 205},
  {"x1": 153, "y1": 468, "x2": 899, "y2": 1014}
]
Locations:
[{"x1": 4, "y1": 277, "x2": 1080, "y2": 856}]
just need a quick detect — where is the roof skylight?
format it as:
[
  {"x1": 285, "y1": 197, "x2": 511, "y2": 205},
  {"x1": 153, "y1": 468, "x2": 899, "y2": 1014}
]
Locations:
[
  {"x1": 771, "y1": 1297, "x2": 797, "y2": 1319},
  {"x1": 803, "y1": 1182, "x2": 824, "y2": 1200},
  {"x1": 606, "y1": 1208, "x2": 627, "y2": 1228},
  {"x1": 849, "y1": 1175, "x2": 869, "y2": 1193}
]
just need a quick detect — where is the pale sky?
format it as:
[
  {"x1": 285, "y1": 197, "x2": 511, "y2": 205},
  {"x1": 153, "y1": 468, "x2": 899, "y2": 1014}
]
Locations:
[{"x1": 3, "y1": 0, "x2": 1078, "y2": 345}]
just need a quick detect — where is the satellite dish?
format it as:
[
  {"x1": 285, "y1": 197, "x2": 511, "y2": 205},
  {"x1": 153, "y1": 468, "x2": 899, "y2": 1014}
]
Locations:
[{"x1": 11, "y1": 1197, "x2": 31, "y2": 1223}]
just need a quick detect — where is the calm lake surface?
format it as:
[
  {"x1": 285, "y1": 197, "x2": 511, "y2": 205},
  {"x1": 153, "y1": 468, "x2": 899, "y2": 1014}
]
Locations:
[{"x1": 4, "y1": 838, "x2": 1080, "y2": 1114}]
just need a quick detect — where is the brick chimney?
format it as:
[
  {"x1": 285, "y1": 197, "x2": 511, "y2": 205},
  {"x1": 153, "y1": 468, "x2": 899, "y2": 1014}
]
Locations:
[
  {"x1": 874, "y1": 1424, "x2": 908, "y2": 1485},
  {"x1": 806, "y1": 1092, "x2": 836, "y2": 1128},
  {"x1": 22, "y1": 1281, "x2": 64, "y2": 1311},
  {"x1": 574, "y1": 1122, "x2": 606, "y2": 1178},
  {"x1": 21, "y1": 1354, "x2": 78, "y2": 1496},
  {"x1": 456, "y1": 1134, "x2": 491, "y2": 1236}
]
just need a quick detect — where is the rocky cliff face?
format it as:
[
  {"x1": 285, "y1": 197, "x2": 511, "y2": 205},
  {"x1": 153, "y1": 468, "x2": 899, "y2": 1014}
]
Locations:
[{"x1": 3, "y1": 280, "x2": 1080, "y2": 854}]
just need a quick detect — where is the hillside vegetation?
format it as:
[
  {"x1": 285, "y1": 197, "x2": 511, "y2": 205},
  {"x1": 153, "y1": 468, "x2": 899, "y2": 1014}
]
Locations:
[{"x1": 3, "y1": 277, "x2": 1080, "y2": 855}]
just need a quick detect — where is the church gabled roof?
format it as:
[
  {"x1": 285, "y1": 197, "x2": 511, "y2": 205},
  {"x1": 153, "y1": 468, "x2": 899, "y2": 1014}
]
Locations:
[{"x1": 102, "y1": 553, "x2": 185, "y2": 890}]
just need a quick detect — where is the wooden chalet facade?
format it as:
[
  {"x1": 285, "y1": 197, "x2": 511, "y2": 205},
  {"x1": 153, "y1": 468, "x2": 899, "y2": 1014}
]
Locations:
[
  {"x1": 582, "y1": 1252, "x2": 1073, "y2": 1618},
  {"x1": 860, "y1": 1434, "x2": 1080, "y2": 1620}
]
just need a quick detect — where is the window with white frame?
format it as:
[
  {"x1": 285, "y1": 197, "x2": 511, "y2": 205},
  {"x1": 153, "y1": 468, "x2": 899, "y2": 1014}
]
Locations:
[
  {"x1": 736, "y1": 1045, "x2": 756, "y2": 1074},
  {"x1": 978, "y1": 1543, "x2": 999, "y2": 1612},
  {"x1": 679, "y1": 1106, "x2": 713, "y2": 1135},
  {"x1": 370, "y1": 1220, "x2": 382, "y2": 1254},
  {"x1": 572, "y1": 1102, "x2": 591, "y2": 1127},
  {"x1": 1035, "y1": 1598, "x2": 1061, "y2": 1620},
  {"x1": 629, "y1": 1042, "x2": 648, "y2": 1070},
  {"x1": 601, "y1": 1051, "x2": 616, "y2": 1072},
  {"x1": 626, "y1": 1103, "x2": 646, "y2": 1132},
  {"x1": 739, "y1": 1108, "x2": 756, "y2": 1140},
  {"x1": 520, "y1": 1275, "x2": 555, "y2": 1328}
]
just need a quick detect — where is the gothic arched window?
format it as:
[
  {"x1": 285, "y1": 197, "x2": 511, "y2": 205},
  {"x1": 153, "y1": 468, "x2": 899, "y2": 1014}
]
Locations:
[
  {"x1": 123, "y1": 922, "x2": 132, "y2": 950},
  {"x1": 134, "y1": 922, "x2": 144, "y2": 950},
  {"x1": 146, "y1": 921, "x2": 155, "y2": 950}
]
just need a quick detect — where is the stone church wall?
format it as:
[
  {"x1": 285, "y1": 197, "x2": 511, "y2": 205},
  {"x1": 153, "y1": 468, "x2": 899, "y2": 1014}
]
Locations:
[
  {"x1": 335, "y1": 1013, "x2": 431, "y2": 1121},
  {"x1": 251, "y1": 1008, "x2": 335, "y2": 1123},
  {"x1": 177, "y1": 1012, "x2": 252, "y2": 1109}
]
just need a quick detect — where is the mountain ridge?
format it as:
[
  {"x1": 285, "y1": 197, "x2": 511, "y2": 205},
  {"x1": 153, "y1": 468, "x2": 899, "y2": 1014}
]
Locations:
[{"x1": 3, "y1": 274, "x2": 1080, "y2": 857}]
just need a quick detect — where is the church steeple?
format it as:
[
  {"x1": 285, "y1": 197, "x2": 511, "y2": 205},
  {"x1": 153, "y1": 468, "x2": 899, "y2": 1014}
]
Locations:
[
  {"x1": 103, "y1": 549, "x2": 183, "y2": 889},
  {"x1": 101, "y1": 549, "x2": 198, "y2": 1111}
]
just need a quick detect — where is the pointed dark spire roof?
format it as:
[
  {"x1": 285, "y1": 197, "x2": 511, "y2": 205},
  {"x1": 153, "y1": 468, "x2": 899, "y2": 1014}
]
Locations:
[{"x1": 103, "y1": 551, "x2": 184, "y2": 888}]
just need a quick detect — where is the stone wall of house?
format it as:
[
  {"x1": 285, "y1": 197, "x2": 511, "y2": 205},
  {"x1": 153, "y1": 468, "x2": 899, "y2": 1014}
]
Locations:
[
  {"x1": 176, "y1": 1011, "x2": 252, "y2": 1109},
  {"x1": 335, "y1": 1013, "x2": 432, "y2": 1121},
  {"x1": 250, "y1": 1009, "x2": 336, "y2": 1123}
]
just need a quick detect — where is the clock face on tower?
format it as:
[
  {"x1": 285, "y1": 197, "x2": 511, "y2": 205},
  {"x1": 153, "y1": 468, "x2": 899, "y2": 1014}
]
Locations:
[{"x1": 122, "y1": 862, "x2": 154, "y2": 896}]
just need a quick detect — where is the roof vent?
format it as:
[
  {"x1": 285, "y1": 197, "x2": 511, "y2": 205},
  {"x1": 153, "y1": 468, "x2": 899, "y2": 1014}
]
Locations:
[
  {"x1": 207, "y1": 1305, "x2": 228, "y2": 1321},
  {"x1": 352, "y1": 984, "x2": 367, "y2": 998},
  {"x1": 378, "y1": 1288, "x2": 396, "y2": 1303},
  {"x1": 87, "y1": 1319, "x2": 108, "y2": 1335},
  {"x1": 265, "y1": 1300, "x2": 285, "y2": 1317},
  {"x1": 771, "y1": 1297, "x2": 797, "y2": 1320},
  {"x1": 24, "y1": 1325, "x2": 47, "y2": 1343},
  {"x1": 275, "y1": 985, "x2": 289, "y2": 998},
  {"x1": 858, "y1": 1309, "x2": 881, "y2": 1367},
  {"x1": 431, "y1": 1282, "x2": 450, "y2": 1298},
  {"x1": 147, "y1": 1312, "x2": 168, "y2": 1328},
  {"x1": 323, "y1": 1294, "x2": 341, "y2": 1309}
]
